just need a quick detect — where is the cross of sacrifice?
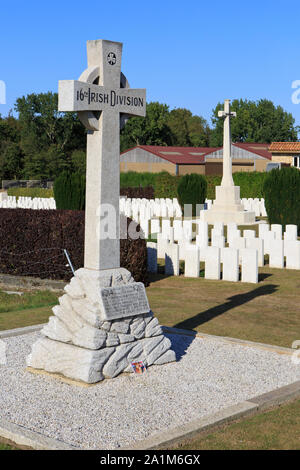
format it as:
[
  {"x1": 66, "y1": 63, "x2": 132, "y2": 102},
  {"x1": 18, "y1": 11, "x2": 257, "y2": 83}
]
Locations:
[
  {"x1": 58, "y1": 40, "x2": 146, "y2": 271},
  {"x1": 218, "y1": 99, "x2": 236, "y2": 187}
]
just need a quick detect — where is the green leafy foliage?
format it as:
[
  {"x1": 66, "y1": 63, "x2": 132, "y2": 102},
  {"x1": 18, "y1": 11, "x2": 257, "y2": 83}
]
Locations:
[
  {"x1": 71, "y1": 150, "x2": 86, "y2": 175},
  {"x1": 210, "y1": 99, "x2": 299, "y2": 146},
  {"x1": 177, "y1": 174, "x2": 207, "y2": 216},
  {"x1": 262, "y1": 167, "x2": 300, "y2": 233},
  {"x1": 120, "y1": 102, "x2": 173, "y2": 152},
  {"x1": 233, "y1": 172, "x2": 267, "y2": 198},
  {"x1": 120, "y1": 171, "x2": 156, "y2": 188},
  {"x1": 119, "y1": 171, "x2": 269, "y2": 201},
  {"x1": 120, "y1": 102, "x2": 211, "y2": 152},
  {"x1": 204, "y1": 175, "x2": 222, "y2": 199},
  {"x1": 54, "y1": 172, "x2": 85, "y2": 210},
  {"x1": 154, "y1": 171, "x2": 180, "y2": 199},
  {"x1": 14, "y1": 92, "x2": 86, "y2": 179},
  {"x1": 167, "y1": 108, "x2": 211, "y2": 146}
]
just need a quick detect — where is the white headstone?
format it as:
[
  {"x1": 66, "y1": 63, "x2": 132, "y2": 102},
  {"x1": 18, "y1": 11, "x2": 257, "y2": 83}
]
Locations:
[
  {"x1": 285, "y1": 240, "x2": 300, "y2": 269},
  {"x1": 243, "y1": 230, "x2": 256, "y2": 239},
  {"x1": 271, "y1": 224, "x2": 282, "y2": 241},
  {"x1": 284, "y1": 225, "x2": 297, "y2": 241},
  {"x1": 157, "y1": 233, "x2": 169, "y2": 258},
  {"x1": 269, "y1": 239, "x2": 284, "y2": 268},
  {"x1": 165, "y1": 243, "x2": 180, "y2": 276},
  {"x1": 205, "y1": 247, "x2": 221, "y2": 280},
  {"x1": 222, "y1": 247, "x2": 239, "y2": 282},
  {"x1": 184, "y1": 245, "x2": 200, "y2": 278},
  {"x1": 246, "y1": 238, "x2": 264, "y2": 267},
  {"x1": 147, "y1": 242, "x2": 158, "y2": 273},
  {"x1": 240, "y1": 248, "x2": 258, "y2": 283}
]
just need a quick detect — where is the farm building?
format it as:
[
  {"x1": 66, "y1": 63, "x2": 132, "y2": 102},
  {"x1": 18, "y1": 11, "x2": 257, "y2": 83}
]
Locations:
[
  {"x1": 269, "y1": 142, "x2": 300, "y2": 168},
  {"x1": 120, "y1": 143, "x2": 272, "y2": 175}
]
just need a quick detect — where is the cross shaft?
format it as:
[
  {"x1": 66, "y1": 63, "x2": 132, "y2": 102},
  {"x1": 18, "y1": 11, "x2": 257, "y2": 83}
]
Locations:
[{"x1": 58, "y1": 40, "x2": 146, "y2": 271}]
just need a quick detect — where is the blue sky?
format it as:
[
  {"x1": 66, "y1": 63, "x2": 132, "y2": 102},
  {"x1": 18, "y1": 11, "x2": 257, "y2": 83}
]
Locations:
[{"x1": 1, "y1": 0, "x2": 300, "y2": 130}]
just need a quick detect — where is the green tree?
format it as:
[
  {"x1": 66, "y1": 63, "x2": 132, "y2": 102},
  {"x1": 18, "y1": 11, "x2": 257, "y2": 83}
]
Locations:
[
  {"x1": 0, "y1": 113, "x2": 23, "y2": 179},
  {"x1": 120, "y1": 102, "x2": 173, "y2": 152},
  {"x1": 0, "y1": 142, "x2": 23, "y2": 179},
  {"x1": 210, "y1": 99, "x2": 299, "y2": 146},
  {"x1": 15, "y1": 92, "x2": 86, "y2": 178},
  {"x1": 71, "y1": 149, "x2": 86, "y2": 174},
  {"x1": 167, "y1": 108, "x2": 211, "y2": 146}
]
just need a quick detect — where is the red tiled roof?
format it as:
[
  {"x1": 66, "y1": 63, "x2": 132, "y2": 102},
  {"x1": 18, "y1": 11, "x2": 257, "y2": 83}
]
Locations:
[
  {"x1": 232, "y1": 143, "x2": 272, "y2": 160},
  {"x1": 121, "y1": 145, "x2": 220, "y2": 164},
  {"x1": 269, "y1": 142, "x2": 300, "y2": 153}
]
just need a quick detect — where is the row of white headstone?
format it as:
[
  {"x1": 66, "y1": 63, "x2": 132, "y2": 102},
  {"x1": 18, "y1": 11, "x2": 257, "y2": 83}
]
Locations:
[
  {"x1": 147, "y1": 221, "x2": 300, "y2": 283},
  {"x1": 120, "y1": 196, "x2": 267, "y2": 222},
  {"x1": 120, "y1": 197, "x2": 267, "y2": 241},
  {"x1": 0, "y1": 195, "x2": 56, "y2": 210},
  {"x1": 0, "y1": 195, "x2": 266, "y2": 220}
]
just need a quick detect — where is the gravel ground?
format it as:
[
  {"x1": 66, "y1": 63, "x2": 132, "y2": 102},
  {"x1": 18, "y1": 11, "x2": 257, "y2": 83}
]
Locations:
[{"x1": 0, "y1": 331, "x2": 299, "y2": 449}]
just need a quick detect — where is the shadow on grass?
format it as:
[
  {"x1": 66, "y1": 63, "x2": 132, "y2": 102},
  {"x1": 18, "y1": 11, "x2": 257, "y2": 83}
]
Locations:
[
  {"x1": 174, "y1": 284, "x2": 279, "y2": 331},
  {"x1": 258, "y1": 272, "x2": 273, "y2": 282}
]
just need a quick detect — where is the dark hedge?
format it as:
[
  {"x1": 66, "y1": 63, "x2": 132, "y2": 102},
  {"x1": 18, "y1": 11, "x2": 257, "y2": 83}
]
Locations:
[
  {"x1": 262, "y1": 167, "x2": 300, "y2": 234},
  {"x1": 177, "y1": 174, "x2": 207, "y2": 216},
  {"x1": 0, "y1": 209, "x2": 148, "y2": 285},
  {"x1": 120, "y1": 186, "x2": 154, "y2": 199}
]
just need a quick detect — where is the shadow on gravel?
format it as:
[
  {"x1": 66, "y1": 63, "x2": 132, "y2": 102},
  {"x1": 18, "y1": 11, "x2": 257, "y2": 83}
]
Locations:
[
  {"x1": 174, "y1": 284, "x2": 279, "y2": 331},
  {"x1": 165, "y1": 332, "x2": 196, "y2": 362}
]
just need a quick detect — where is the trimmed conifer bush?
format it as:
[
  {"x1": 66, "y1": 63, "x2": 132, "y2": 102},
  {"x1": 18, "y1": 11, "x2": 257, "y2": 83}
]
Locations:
[
  {"x1": 262, "y1": 167, "x2": 300, "y2": 234},
  {"x1": 177, "y1": 173, "x2": 207, "y2": 216},
  {"x1": 54, "y1": 172, "x2": 86, "y2": 210}
]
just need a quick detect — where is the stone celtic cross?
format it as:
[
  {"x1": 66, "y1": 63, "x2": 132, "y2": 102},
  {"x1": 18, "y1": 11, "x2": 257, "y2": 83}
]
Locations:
[
  {"x1": 58, "y1": 40, "x2": 146, "y2": 271},
  {"x1": 218, "y1": 99, "x2": 236, "y2": 187}
]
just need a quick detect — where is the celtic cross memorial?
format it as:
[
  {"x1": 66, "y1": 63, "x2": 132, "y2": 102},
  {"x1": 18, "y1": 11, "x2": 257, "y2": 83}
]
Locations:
[
  {"x1": 27, "y1": 40, "x2": 175, "y2": 384},
  {"x1": 59, "y1": 39, "x2": 146, "y2": 271}
]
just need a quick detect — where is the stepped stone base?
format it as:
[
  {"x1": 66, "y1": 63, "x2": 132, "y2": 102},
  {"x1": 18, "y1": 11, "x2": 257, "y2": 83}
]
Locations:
[
  {"x1": 202, "y1": 185, "x2": 256, "y2": 225},
  {"x1": 26, "y1": 267, "x2": 176, "y2": 383}
]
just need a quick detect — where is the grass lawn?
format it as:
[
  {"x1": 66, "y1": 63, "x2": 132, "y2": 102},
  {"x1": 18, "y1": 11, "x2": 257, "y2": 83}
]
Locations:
[
  {"x1": 0, "y1": 290, "x2": 58, "y2": 331},
  {"x1": 147, "y1": 264, "x2": 300, "y2": 348},
  {"x1": 166, "y1": 398, "x2": 300, "y2": 450},
  {"x1": 0, "y1": 262, "x2": 299, "y2": 347},
  {"x1": 0, "y1": 261, "x2": 299, "y2": 450},
  {"x1": 0, "y1": 441, "x2": 18, "y2": 450}
]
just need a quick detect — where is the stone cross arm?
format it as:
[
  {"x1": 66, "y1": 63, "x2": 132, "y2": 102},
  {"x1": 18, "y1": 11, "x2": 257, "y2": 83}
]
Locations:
[
  {"x1": 218, "y1": 109, "x2": 237, "y2": 118},
  {"x1": 58, "y1": 80, "x2": 146, "y2": 117},
  {"x1": 218, "y1": 99, "x2": 236, "y2": 119}
]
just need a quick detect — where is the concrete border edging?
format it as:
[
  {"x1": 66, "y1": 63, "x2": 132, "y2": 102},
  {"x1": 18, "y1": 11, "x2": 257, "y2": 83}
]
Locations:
[
  {"x1": 0, "y1": 418, "x2": 77, "y2": 450},
  {"x1": 0, "y1": 324, "x2": 45, "y2": 339},
  {"x1": 124, "y1": 380, "x2": 300, "y2": 450},
  {"x1": 121, "y1": 401, "x2": 258, "y2": 450}
]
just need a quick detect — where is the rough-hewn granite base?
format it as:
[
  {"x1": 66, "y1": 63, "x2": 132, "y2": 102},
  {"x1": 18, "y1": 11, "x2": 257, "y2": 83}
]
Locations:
[{"x1": 26, "y1": 267, "x2": 175, "y2": 383}]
